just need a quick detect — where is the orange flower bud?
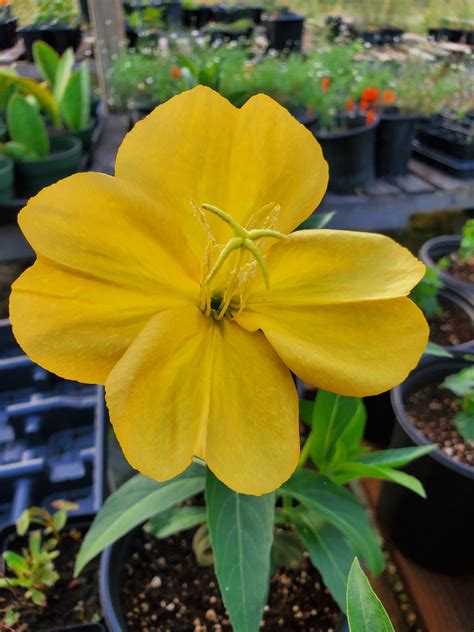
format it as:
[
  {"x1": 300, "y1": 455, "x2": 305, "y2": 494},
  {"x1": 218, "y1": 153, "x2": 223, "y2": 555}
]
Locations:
[
  {"x1": 321, "y1": 76, "x2": 330, "y2": 92},
  {"x1": 383, "y1": 89, "x2": 396, "y2": 104},
  {"x1": 171, "y1": 66, "x2": 182, "y2": 80},
  {"x1": 366, "y1": 109, "x2": 376, "y2": 126},
  {"x1": 362, "y1": 87, "x2": 379, "y2": 103},
  {"x1": 359, "y1": 99, "x2": 369, "y2": 112}
]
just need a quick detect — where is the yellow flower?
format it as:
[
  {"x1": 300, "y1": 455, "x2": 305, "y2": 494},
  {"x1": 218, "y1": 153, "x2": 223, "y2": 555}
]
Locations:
[{"x1": 10, "y1": 86, "x2": 428, "y2": 495}]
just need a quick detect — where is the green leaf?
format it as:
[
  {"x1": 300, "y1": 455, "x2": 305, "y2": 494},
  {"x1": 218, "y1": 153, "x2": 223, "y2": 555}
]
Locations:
[
  {"x1": 7, "y1": 95, "x2": 49, "y2": 158},
  {"x1": 32, "y1": 41, "x2": 60, "y2": 88},
  {"x1": 298, "y1": 212, "x2": 335, "y2": 230},
  {"x1": 52, "y1": 510, "x2": 67, "y2": 532},
  {"x1": 75, "y1": 463, "x2": 205, "y2": 576},
  {"x1": 425, "y1": 341, "x2": 453, "y2": 358},
  {"x1": 299, "y1": 399, "x2": 313, "y2": 427},
  {"x1": 271, "y1": 530, "x2": 305, "y2": 571},
  {"x1": 358, "y1": 445, "x2": 436, "y2": 468},
  {"x1": 281, "y1": 470, "x2": 384, "y2": 575},
  {"x1": 53, "y1": 47, "x2": 74, "y2": 104},
  {"x1": 331, "y1": 399, "x2": 367, "y2": 463},
  {"x1": 332, "y1": 462, "x2": 426, "y2": 498},
  {"x1": 145, "y1": 506, "x2": 206, "y2": 539},
  {"x1": 453, "y1": 411, "x2": 474, "y2": 441},
  {"x1": 60, "y1": 62, "x2": 91, "y2": 132},
  {"x1": 16, "y1": 510, "x2": 30, "y2": 536},
  {"x1": 206, "y1": 470, "x2": 274, "y2": 632},
  {"x1": 347, "y1": 558, "x2": 394, "y2": 632},
  {"x1": 310, "y1": 390, "x2": 359, "y2": 468},
  {"x1": 442, "y1": 366, "x2": 474, "y2": 398},
  {"x1": 0, "y1": 72, "x2": 61, "y2": 128},
  {"x1": 3, "y1": 551, "x2": 27, "y2": 574},
  {"x1": 294, "y1": 511, "x2": 353, "y2": 612}
]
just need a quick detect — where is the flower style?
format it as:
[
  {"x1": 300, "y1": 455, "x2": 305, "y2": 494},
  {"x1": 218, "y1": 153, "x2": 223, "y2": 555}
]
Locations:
[{"x1": 10, "y1": 86, "x2": 428, "y2": 495}]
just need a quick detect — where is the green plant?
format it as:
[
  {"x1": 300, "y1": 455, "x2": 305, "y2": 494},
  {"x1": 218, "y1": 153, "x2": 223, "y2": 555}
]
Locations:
[
  {"x1": 0, "y1": 2, "x2": 12, "y2": 21},
  {"x1": 0, "y1": 501, "x2": 77, "y2": 611},
  {"x1": 75, "y1": 389, "x2": 432, "y2": 628},
  {"x1": 346, "y1": 558, "x2": 394, "y2": 631},
  {"x1": 459, "y1": 218, "x2": 474, "y2": 262},
  {"x1": 410, "y1": 267, "x2": 444, "y2": 317},
  {"x1": 128, "y1": 6, "x2": 164, "y2": 32},
  {"x1": 0, "y1": 93, "x2": 49, "y2": 160},
  {"x1": 32, "y1": 0, "x2": 78, "y2": 26},
  {"x1": 0, "y1": 42, "x2": 91, "y2": 133},
  {"x1": 442, "y1": 366, "x2": 474, "y2": 441}
]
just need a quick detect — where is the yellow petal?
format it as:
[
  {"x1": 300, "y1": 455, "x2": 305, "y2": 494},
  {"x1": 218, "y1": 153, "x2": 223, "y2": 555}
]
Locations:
[
  {"x1": 17, "y1": 171, "x2": 200, "y2": 294},
  {"x1": 105, "y1": 307, "x2": 299, "y2": 495},
  {"x1": 115, "y1": 86, "x2": 327, "y2": 253},
  {"x1": 10, "y1": 257, "x2": 177, "y2": 384},
  {"x1": 236, "y1": 299, "x2": 428, "y2": 397},
  {"x1": 246, "y1": 229, "x2": 425, "y2": 307}
]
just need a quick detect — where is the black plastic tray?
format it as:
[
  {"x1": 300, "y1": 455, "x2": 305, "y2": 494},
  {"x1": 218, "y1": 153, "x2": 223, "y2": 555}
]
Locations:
[{"x1": 412, "y1": 139, "x2": 474, "y2": 179}]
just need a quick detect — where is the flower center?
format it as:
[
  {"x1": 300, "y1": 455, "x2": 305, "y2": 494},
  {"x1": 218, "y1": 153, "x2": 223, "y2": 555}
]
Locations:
[{"x1": 193, "y1": 202, "x2": 287, "y2": 321}]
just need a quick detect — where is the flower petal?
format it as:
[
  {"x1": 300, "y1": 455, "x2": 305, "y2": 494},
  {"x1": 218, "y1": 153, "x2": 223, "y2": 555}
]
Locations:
[
  {"x1": 10, "y1": 257, "x2": 176, "y2": 383},
  {"x1": 105, "y1": 307, "x2": 299, "y2": 495},
  {"x1": 17, "y1": 171, "x2": 200, "y2": 294},
  {"x1": 246, "y1": 230, "x2": 425, "y2": 307},
  {"x1": 115, "y1": 86, "x2": 327, "y2": 252},
  {"x1": 236, "y1": 299, "x2": 428, "y2": 396}
]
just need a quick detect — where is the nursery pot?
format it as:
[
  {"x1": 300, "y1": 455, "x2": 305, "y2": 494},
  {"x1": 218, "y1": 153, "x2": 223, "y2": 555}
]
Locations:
[
  {"x1": 376, "y1": 111, "x2": 420, "y2": 177},
  {"x1": 263, "y1": 12, "x2": 304, "y2": 52},
  {"x1": 182, "y1": 5, "x2": 211, "y2": 29},
  {"x1": 419, "y1": 235, "x2": 473, "y2": 303},
  {"x1": 0, "y1": 17, "x2": 17, "y2": 50},
  {"x1": 19, "y1": 25, "x2": 82, "y2": 61},
  {"x1": 0, "y1": 155, "x2": 14, "y2": 201},
  {"x1": 417, "y1": 123, "x2": 474, "y2": 162},
  {"x1": 377, "y1": 356, "x2": 474, "y2": 574},
  {"x1": 312, "y1": 115, "x2": 378, "y2": 193},
  {"x1": 162, "y1": 1, "x2": 183, "y2": 28},
  {"x1": 14, "y1": 136, "x2": 82, "y2": 199},
  {"x1": 100, "y1": 529, "x2": 349, "y2": 632}
]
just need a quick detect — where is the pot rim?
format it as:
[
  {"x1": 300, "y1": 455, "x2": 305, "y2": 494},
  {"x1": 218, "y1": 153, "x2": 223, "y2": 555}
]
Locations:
[
  {"x1": 435, "y1": 287, "x2": 473, "y2": 351},
  {"x1": 315, "y1": 117, "x2": 379, "y2": 140},
  {"x1": 18, "y1": 135, "x2": 82, "y2": 166},
  {"x1": 391, "y1": 357, "x2": 474, "y2": 479}
]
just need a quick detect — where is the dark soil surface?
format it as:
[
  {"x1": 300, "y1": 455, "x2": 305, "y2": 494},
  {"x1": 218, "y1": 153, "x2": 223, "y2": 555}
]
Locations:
[
  {"x1": 443, "y1": 251, "x2": 474, "y2": 285},
  {"x1": 0, "y1": 526, "x2": 101, "y2": 631},
  {"x1": 0, "y1": 262, "x2": 27, "y2": 319},
  {"x1": 121, "y1": 530, "x2": 342, "y2": 632},
  {"x1": 405, "y1": 380, "x2": 474, "y2": 467},
  {"x1": 428, "y1": 298, "x2": 473, "y2": 346}
]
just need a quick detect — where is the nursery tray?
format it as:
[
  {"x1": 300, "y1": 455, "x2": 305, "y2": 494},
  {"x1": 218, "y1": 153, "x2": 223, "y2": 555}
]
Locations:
[
  {"x1": 0, "y1": 321, "x2": 106, "y2": 528},
  {"x1": 412, "y1": 140, "x2": 474, "y2": 180}
]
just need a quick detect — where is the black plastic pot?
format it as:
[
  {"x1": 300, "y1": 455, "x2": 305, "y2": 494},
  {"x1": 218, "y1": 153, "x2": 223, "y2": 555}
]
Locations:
[
  {"x1": 364, "y1": 288, "x2": 473, "y2": 446},
  {"x1": 377, "y1": 356, "x2": 474, "y2": 574},
  {"x1": 380, "y1": 26, "x2": 404, "y2": 43},
  {"x1": 311, "y1": 115, "x2": 378, "y2": 193},
  {"x1": 79, "y1": 0, "x2": 90, "y2": 23},
  {"x1": 161, "y1": 1, "x2": 182, "y2": 28},
  {"x1": 289, "y1": 106, "x2": 318, "y2": 128},
  {"x1": 100, "y1": 528, "x2": 349, "y2": 632},
  {"x1": 14, "y1": 135, "x2": 82, "y2": 199},
  {"x1": 263, "y1": 12, "x2": 304, "y2": 52},
  {"x1": 210, "y1": 4, "x2": 262, "y2": 24},
  {"x1": 376, "y1": 111, "x2": 419, "y2": 177},
  {"x1": 182, "y1": 5, "x2": 211, "y2": 29},
  {"x1": 0, "y1": 155, "x2": 14, "y2": 201},
  {"x1": 419, "y1": 235, "x2": 473, "y2": 304},
  {"x1": 19, "y1": 24, "x2": 82, "y2": 61},
  {"x1": 0, "y1": 17, "x2": 17, "y2": 50}
]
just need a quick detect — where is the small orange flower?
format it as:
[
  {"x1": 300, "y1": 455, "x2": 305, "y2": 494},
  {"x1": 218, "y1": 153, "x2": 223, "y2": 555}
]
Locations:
[
  {"x1": 366, "y1": 109, "x2": 376, "y2": 126},
  {"x1": 170, "y1": 66, "x2": 182, "y2": 80},
  {"x1": 383, "y1": 89, "x2": 396, "y2": 104},
  {"x1": 346, "y1": 98, "x2": 355, "y2": 112},
  {"x1": 321, "y1": 76, "x2": 330, "y2": 92},
  {"x1": 362, "y1": 87, "x2": 379, "y2": 103},
  {"x1": 359, "y1": 99, "x2": 368, "y2": 112},
  {"x1": 0, "y1": 0, "x2": 10, "y2": 6}
]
